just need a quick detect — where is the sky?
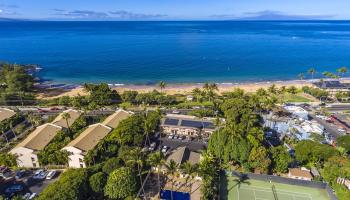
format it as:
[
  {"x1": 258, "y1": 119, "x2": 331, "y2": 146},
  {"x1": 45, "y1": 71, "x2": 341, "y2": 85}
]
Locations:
[{"x1": 0, "y1": 0, "x2": 349, "y2": 20}]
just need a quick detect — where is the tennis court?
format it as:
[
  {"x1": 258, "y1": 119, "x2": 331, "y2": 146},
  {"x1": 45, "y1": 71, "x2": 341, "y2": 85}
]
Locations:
[{"x1": 221, "y1": 175, "x2": 331, "y2": 200}]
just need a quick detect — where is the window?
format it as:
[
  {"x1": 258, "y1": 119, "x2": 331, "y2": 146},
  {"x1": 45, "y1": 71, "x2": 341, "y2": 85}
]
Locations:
[
  {"x1": 33, "y1": 163, "x2": 37, "y2": 167},
  {"x1": 80, "y1": 164, "x2": 84, "y2": 168},
  {"x1": 31, "y1": 157, "x2": 35, "y2": 162},
  {"x1": 79, "y1": 158, "x2": 83, "y2": 163}
]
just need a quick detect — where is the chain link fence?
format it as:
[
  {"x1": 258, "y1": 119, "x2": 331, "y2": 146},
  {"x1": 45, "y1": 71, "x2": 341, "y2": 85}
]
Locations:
[{"x1": 226, "y1": 170, "x2": 338, "y2": 200}]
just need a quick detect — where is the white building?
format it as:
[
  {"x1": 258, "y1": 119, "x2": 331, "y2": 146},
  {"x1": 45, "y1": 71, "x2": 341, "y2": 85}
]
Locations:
[
  {"x1": 300, "y1": 120, "x2": 324, "y2": 135},
  {"x1": 161, "y1": 115, "x2": 216, "y2": 137},
  {"x1": 9, "y1": 109, "x2": 81, "y2": 168},
  {"x1": 10, "y1": 123, "x2": 63, "y2": 168},
  {"x1": 284, "y1": 105, "x2": 309, "y2": 120},
  {"x1": 63, "y1": 109, "x2": 132, "y2": 168},
  {"x1": 63, "y1": 123, "x2": 112, "y2": 168}
]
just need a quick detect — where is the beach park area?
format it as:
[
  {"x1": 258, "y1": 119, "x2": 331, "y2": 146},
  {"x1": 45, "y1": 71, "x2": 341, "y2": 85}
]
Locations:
[
  {"x1": 220, "y1": 174, "x2": 331, "y2": 200},
  {"x1": 43, "y1": 79, "x2": 315, "y2": 100}
]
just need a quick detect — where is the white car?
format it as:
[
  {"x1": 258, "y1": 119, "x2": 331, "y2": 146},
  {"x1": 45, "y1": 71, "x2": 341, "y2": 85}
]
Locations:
[
  {"x1": 148, "y1": 142, "x2": 156, "y2": 151},
  {"x1": 172, "y1": 110, "x2": 180, "y2": 114},
  {"x1": 161, "y1": 146, "x2": 168, "y2": 153},
  {"x1": 29, "y1": 193, "x2": 37, "y2": 200},
  {"x1": 33, "y1": 169, "x2": 47, "y2": 180},
  {"x1": 168, "y1": 134, "x2": 174, "y2": 139},
  {"x1": 46, "y1": 170, "x2": 57, "y2": 179}
]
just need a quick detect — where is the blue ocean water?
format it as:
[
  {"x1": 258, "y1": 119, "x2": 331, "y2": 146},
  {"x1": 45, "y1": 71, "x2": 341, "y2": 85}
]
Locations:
[{"x1": 0, "y1": 21, "x2": 350, "y2": 84}]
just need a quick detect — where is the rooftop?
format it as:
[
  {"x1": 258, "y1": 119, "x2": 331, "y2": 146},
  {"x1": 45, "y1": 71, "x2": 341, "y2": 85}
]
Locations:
[
  {"x1": 313, "y1": 81, "x2": 350, "y2": 89},
  {"x1": 14, "y1": 123, "x2": 62, "y2": 151},
  {"x1": 289, "y1": 168, "x2": 313, "y2": 179},
  {"x1": 51, "y1": 109, "x2": 82, "y2": 128},
  {"x1": 166, "y1": 146, "x2": 200, "y2": 166},
  {"x1": 162, "y1": 117, "x2": 215, "y2": 129},
  {"x1": 101, "y1": 109, "x2": 132, "y2": 128},
  {"x1": 65, "y1": 123, "x2": 112, "y2": 152},
  {"x1": 0, "y1": 108, "x2": 16, "y2": 122}
]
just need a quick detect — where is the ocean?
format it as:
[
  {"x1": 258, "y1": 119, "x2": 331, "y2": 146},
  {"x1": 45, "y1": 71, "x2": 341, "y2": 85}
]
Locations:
[{"x1": 0, "y1": 20, "x2": 350, "y2": 84}]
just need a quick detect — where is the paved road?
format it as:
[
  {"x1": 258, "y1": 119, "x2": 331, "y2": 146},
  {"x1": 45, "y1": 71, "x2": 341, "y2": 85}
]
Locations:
[
  {"x1": 159, "y1": 137, "x2": 207, "y2": 152},
  {"x1": 309, "y1": 114, "x2": 342, "y2": 139},
  {"x1": 326, "y1": 104, "x2": 350, "y2": 112}
]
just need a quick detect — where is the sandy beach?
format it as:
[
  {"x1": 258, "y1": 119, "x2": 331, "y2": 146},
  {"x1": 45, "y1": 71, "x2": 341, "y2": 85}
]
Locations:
[{"x1": 43, "y1": 79, "x2": 314, "y2": 99}]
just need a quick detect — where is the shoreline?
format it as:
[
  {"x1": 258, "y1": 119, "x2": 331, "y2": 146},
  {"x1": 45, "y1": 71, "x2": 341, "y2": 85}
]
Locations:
[
  {"x1": 39, "y1": 77, "x2": 350, "y2": 99},
  {"x1": 41, "y1": 79, "x2": 318, "y2": 99}
]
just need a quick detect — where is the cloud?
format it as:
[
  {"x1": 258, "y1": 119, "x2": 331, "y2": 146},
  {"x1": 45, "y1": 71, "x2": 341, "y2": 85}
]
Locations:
[
  {"x1": 0, "y1": 9, "x2": 18, "y2": 15},
  {"x1": 52, "y1": 9, "x2": 66, "y2": 12},
  {"x1": 0, "y1": 4, "x2": 19, "y2": 8},
  {"x1": 211, "y1": 10, "x2": 334, "y2": 20},
  {"x1": 109, "y1": 10, "x2": 167, "y2": 19},
  {"x1": 52, "y1": 9, "x2": 166, "y2": 20},
  {"x1": 0, "y1": 3, "x2": 19, "y2": 15},
  {"x1": 242, "y1": 10, "x2": 333, "y2": 20},
  {"x1": 53, "y1": 10, "x2": 109, "y2": 19}
]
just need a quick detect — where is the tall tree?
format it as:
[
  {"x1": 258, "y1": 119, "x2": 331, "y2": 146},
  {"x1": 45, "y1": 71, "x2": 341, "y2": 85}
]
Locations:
[
  {"x1": 337, "y1": 67, "x2": 348, "y2": 78},
  {"x1": 62, "y1": 112, "x2": 71, "y2": 133},
  {"x1": 125, "y1": 148, "x2": 146, "y2": 195},
  {"x1": 192, "y1": 88, "x2": 202, "y2": 102},
  {"x1": 147, "y1": 152, "x2": 165, "y2": 195},
  {"x1": 104, "y1": 167, "x2": 137, "y2": 199},
  {"x1": 158, "y1": 81, "x2": 166, "y2": 93},
  {"x1": 298, "y1": 73, "x2": 305, "y2": 80},
  {"x1": 165, "y1": 159, "x2": 179, "y2": 200},
  {"x1": 308, "y1": 68, "x2": 316, "y2": 79}
]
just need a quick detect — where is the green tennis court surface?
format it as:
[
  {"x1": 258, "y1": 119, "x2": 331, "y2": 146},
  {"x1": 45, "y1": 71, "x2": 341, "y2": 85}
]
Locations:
[{"x1": 220, "y1": 175, "x2": 331, "y2": 200}]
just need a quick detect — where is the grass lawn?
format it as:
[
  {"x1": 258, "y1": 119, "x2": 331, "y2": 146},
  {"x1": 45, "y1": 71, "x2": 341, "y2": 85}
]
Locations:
[
  {"x1": 220, "y1": 175, "x2": 331, "y2": 200},
  {"x1": 281, "y1": 93, "x2": 313, "y2": 102}
]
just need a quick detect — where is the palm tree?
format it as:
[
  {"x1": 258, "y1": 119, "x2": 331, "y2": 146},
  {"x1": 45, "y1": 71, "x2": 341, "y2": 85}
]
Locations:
[
  {"x1": 192, "y1": 88, "x2": 202, "y2": 102},
  {"x1": 143, "y1": 111, "x2": 153, "y2": 146},
  {"x1": 203, "y1": 82, "x2": 218, "y2": 102},
  {"x1": 62, "y1": 112, "x2": 71, "y2": 134},
  {"x1": 165, "y1": 159, "x2": 179, "y2": 200},
  {"x1": 147, "y1": 152, "x2": 165, "y2": 196},
  {"x1": 159, "y1": 81, "x2": 166, "y2": 93},
  {"x1": 127, "y1": 148, "x2": 146, "y2": 195},
  {"x1": 180, "y1": 161, "x2": 198, "y2": 188},
  {"x1": 307, "y1": 68, "x2": 316, "y2": 79},
  {"x1": 298, "y1": 73, "x2": 304, "y2": 80},
  {"x1": 337, "y1": 67, "x2": 348, "y2": 78}
]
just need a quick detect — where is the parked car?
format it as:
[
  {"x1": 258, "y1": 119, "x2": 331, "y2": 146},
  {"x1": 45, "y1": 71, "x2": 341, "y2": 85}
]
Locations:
[
  {"x1": 29, "y1": 193, "x2": 37, "y2": 199},
  {"x1": 168, "y1": 134, "x2": 174, "y2": 139},
  {"x1": 23, "y1": 193, "x2": 31, "y2": 200},
  {"x1": 46, "y1": 170, "x2": 57, "y2": 180},
  {"x1": 148, "y1": 142, "x2": 157, "y2": 151},
  {"x1": 33, "y1": 169, "x2": 47, "y2": 180},
  {"x1": 172, "y1": 110, "x2": 180, "y2": 114},
  {"x1": 161, "y1": 146, "x2": 168, "y2": 153},
  {"x1": 15, "y1": 170, "x2": 26, "y2": 179},
  {"x1": 5, "y1": 184, "x2": 23, "y2": 194}
]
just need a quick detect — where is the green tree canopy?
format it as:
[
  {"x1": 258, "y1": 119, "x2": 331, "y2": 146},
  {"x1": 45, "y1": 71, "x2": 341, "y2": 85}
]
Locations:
[
  {"x1": 337, "y1": 135, "x2": 350, "y2": 153},
  {"x1": 38, "y1": 169, "x2": 89, "y2": 200},
  {"x1": 270, "y1": 146, "x2": 292, "y2": 173},
  {"x1": 295, "y1": 140, "x2": 339, "y2": 166},
  {"x1": 104, "y1": 167, "x2": 137, "y2": 199},
  {"x1": 89, "y1": 172, "x2": 107, "y2": 194}
]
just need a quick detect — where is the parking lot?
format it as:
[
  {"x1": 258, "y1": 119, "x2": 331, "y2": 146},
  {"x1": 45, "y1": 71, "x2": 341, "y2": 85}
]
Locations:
[
  {"x1": 145, "y1": 132, "x2": 208, "y2": 156},
  {"x1": 0, "y1": 168, "x2": 61, "y2": 199}
]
